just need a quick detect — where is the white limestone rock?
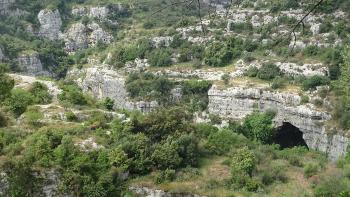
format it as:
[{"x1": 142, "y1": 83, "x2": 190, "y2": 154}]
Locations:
[
  {"x1": 63, "y1": 22, "x2": 113, "y2": 52},
  {"x1": 152, "y1": 36, "x2": 173, "y2": 48},
  {"x1": 16, "y1": 53, "x2": 51, "y2": 77},
  {"x1": 207, "y1": 85, "x2": 348, "y2": 160},
  {"x1": 310, "y1": 23, "x2": 321, "y2": 35},
  {"x1": 38, "y1": 9, "x2": 62, "y2": 40}
]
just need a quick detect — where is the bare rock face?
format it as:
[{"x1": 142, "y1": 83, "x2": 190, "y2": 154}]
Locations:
[
  {"x1": 0, "y1": 46, "x2": 4, "y2": 61},
  {"x1": 16, "y1": 53, "x2": 51, "y2": 77},
  {"x1": 67, "y1": 66, "x2": 157, "y2": 112},
  {"x1": 0, "y1": 0, "x2": 14, "y2": 15},
  {"x1": 63, "y1": 22, "x2": 112, "y2": 52},
  {"x1": 208, "y1": 85, "x2": 348, "y2": 160},
  {"x1": 72, "y1": 6, "x2": 109, "y2": 19},
  {"x1": 38, "y1": 9, "x2": 62, "y2": 40},
  {"x1": 129, "y1": 186, "x2": 206, "y2": 197}
]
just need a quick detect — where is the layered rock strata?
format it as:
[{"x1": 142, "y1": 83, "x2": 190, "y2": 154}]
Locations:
[
  {"x1": 38, "y1": 9, "x2": 62, "y2": 40},
  {"x1": 16, "y1": 53, "x2": 51, "y2": 76},
  {"x1": 208, "y1": 85, "x2": 348, "y2": 160}
]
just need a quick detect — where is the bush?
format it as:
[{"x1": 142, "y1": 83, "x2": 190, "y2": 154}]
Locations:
[
  {"x1": 0, "y1": 64, "x2": 14, "y2": 101},
  {"x1": 5, "y1": 89, "x2": 34, "y2": 117},
  {"x1": 302, "y1": 75, "x2": 330, "y2": 90},
  {"x1": 242, "y1": 112, "x2": 276, "y2": 144},
  {"x1": 148, "y1": 49, "x2": 172, "y2": 67},
  {"x1": 204, "y1": 42, "x2": 233, "y2": 67},
  {"x1": 245, "y1": 66, "x2": 259, "y2": 77},
  {"x1": 151, "y1": 138, "x2": 182, "y2": 170},
  {"x1": 206, "y1": 129, "x2": 240, "y2": 155},
  {"x1": 314, "y1": 173, "x2": 350, "y2": 197},
  {"x1": 221, "y1": 74, "x2": 230, "y2": 85},
  {"x1": 271, "y1": 76, "x2": 285, "y2": 89},
  {"x1": 24, "y1": 106, "x2": 43, "y2": 127},
  {"x1": 257, "y1": 63, "x2": 281, "y2": 80},
  {"x1": 182, "y1": 80, "x2": 212, "y2": 95},
  {"x1": 304, "y1": 163, "x2": 319, "y2": 178},
  {"x1": 300, "y1": 95, "x2": 310, "y2": 104},
  {"x1": 29, "y1": 82, "x2": 52, "y2": 104},
  {"x1": 195, "y1": 123, "x2": 218, "y2": 138},
  {"x1": 103, "y1": 97, "x2": 114, "y2": 111},
  {"x1": 0, "y1": 111, "x2": 8, "y2": 127},
  {"x1": 155, "y1": 169, "x2": 176, "y2": 184},
  {"x1": 65, "y1": 111, "x2": 77, "y2": 122},
  {"x1": 58, "y1": 84, "x2": 87, "y2": 106}
]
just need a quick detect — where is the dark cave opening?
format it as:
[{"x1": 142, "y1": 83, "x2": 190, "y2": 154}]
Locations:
[{"x1": 274, "y1": 122, "x2": 308, "y2": 149}]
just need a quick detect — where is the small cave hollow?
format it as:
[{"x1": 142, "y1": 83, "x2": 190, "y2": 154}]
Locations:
[{"x1": 274, "y1": 122, "x2": 308, "y2": 149}]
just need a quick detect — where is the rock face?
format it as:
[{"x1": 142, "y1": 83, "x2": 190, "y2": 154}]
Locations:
[
  {"x1": 38, "y1": 9, "x2": 62, "y2": 40},
  {"x1": 0, "y1": 0, "x2": 14, "y2": 15},
  {"x1": 67, "y1": 66, "x2": 158, "y2": 112},
  {"x1": 63, "y1": 22, "x2": 113, "y2": 52},
  {"x1": 129, "y1": 186, "x2": 206, "y2": 197},
  {"x1": 208, "y1": 85, "x2": 348, "y2": 160},
  {"x1": 16, "y1": 53, "x2": 51, "y2": 76},
  {"x1": 72, "y1": 6, "x2": 109, "y2": 19}
]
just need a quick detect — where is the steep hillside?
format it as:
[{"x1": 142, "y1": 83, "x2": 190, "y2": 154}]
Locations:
[{"x1": 1, "y1": 0, "x2": 350, "y2": 196}]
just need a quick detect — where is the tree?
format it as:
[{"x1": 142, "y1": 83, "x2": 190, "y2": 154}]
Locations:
[
  {"x1": 103, "y1": 97, "x2": 114, "y2": 111},
  {"x1": 204, "y1": 42, "x2": 233, "y2": 67},
  {"x1": 151, "y1": 138, "x2": 182, "y2": 170}
]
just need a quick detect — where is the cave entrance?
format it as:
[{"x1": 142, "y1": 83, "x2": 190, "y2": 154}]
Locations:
[{"x1": 274, "y1": 122, "x2": 308, "y2": 149}]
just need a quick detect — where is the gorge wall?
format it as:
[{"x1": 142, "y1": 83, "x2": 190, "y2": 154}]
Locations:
[{"x1": 208, "y1": 85, "x2": 349, "y2": 160}]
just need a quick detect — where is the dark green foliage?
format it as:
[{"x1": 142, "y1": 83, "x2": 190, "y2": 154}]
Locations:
[
  {"x1": 176, "y1": 133, "x2": 199, "y2": 167},
  {"x1": 302, "y1": 75, "x2": 330, "y2": 90},
  {"x1": 151, "y1": 138, "x2": 182, "y2": 170},
  {"x1": 125, "y1": 72, "x2": 174, "y2": 102},
  {"x1": 206, "y1": 129, "x2": 241, "y2": 155},
  {"x1": 241, "y1": 112, "x2": 276, "y2": 144},
  {"x1": 0, "y1": 64, "x2": 14, "y2": 101},
  {"x1": 314, "y1": 173, "x2": 350, "y2": 197},
  {"x1": 155, "y1": 169, "x2": 176, "y2": 184},
  {"x1": 222, "y1": 73, "x2": 230, "y2": 85},
  {"x1": 58, "y1": 83, "x2": 88, "y2": 105},
  {"x1": 5, "y1": 89, "x2": 34, "y2": 117},
  {"x1": 195, "y1": 123, "x2": 218, "y2": 139},
  {"x1": 245, "y1": 66, "x2": 259, "y2": 77},
  {"x1": 334, "y1": 97, "x2": 350, "y2": 129},
  {"x1": 182, "y1": 80, "x2": 212, "y2": 95},
  {"x1": 257, "y1": 63, "x2": 281, "y2": 80},
  {"x1": 271, "y1": 76, "x2": 286, "y2": 89},
  {"x1": 29, "y1": 82, "x2": 52, "y2": 104},
  {"x1": 103, "y1": 97, "x2": 114, "y2": 111},
  {"x1": 65, "y1": 110, "x2": 77, "y2": 122},
  {"x1": 204, "y1": 42, "x2": 233, "y2": 67},
  {"x1": 148, "y1": 49, "x2": 172, "y2": 67}
]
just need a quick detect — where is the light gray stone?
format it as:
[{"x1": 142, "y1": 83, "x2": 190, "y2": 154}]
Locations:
[
  {"x1": 38, "y1": 9, "x2": 62, "y2": 40},
  {"x1": 16, "y1": 53, "x2": 51, "y2": 77},
  {"x1": 208, "y1": 85, "x2": 348, "y2": 160}
]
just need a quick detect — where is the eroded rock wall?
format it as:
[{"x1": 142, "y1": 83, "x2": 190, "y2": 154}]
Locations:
[
  {"x1": 208, "y1": 85, "x2": 348, "y2": 160},
  {"x1": 38, "y1": 9, "x2": 62, "y2": 40},
  {"x1": 16, "y1": 53, "x2": 51, "y2": 77}
]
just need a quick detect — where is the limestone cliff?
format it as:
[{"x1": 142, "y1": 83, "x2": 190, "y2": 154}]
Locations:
[
  {"x1": 38, "y1": 9, "x2": 62, "y2": 40},
  {"x1": 208, "y1": 85, "x2": 348, "y2": 160},
  {"x1": 16, "y1": 53, "x2": 51, "y2": 77},
  {"x1": 67, "y1": 66, "x2": 158, "y2": 112},
  {"x1": 63, "y1": 22, "x2": 113, "y2": 52}
]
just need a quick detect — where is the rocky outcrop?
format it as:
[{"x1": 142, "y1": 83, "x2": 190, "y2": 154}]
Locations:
[
  {"x1": 38, "y1": 9, "x2": 62, "y2": 40},
  {"x1": 67, "y1": 66, "x2": 158, "y2": 112},
  {"x1": 63, "y1": 22, "x2": 113, "y2": 52},
  {"x1": 0, "y1": 46, "x2": 4, "y2": 61},
  {"x1": 152, "y1": 36, "x2": 173, "y2": 48},
  {"x1": 129, "y1": 186, "x2": 206, "y2": 197},
  {"x1": 72, "y1": 6, "x2": 109, "y2": 19},
  {"x1": 0, "y1": 0, "x2": 13, "y2": 15},
  {"x1": 16, "y1": 53, "x2": 51, "y2": 76},
  {"x1": 208, "y1": 85, "x2": 348, "y2": 160}
]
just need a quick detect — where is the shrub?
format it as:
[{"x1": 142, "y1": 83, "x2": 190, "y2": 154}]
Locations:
[
  {"x1": 29, "y1": 82, "x2": 52, "y2": 104},
  {"x1": 5, "y1": 89, "x2": 34, "y2": 117},
  {"x1": 257, "y1": 63, "x2": 281, "y2": 80},
  {"x1": 300, "y1": 95, "x2": 310, "y2": 104},
  {"x1": 261, "y1": 162, "x2": 287, "y2": 185},
  {"x1": 0, "y1": 64, "x2": 14, "y2": 101},
  {"x1": 271, "y1": 76, "x2": 285, "y2": 89},
  {"x1": 0, "y1": 111, "x2": 8, "y2": 127},
  {"x1": 245, "y1": 66, "x2": 259, "y2": 77},
  {"x1": 151, "y1": 138, "x2": 182, "y2": 170},
  {"x1": 58, "y1": 84, "x2": 87, "y2": 106},
  {"x1": 304, "y1": 163, "x2": 319, "y2": 178},
  {"x1": 182, "y1": 80, "x2": 212, "y2": 95},
  {"x1": 155, "y1": 169, "x2": 176, "y2": 184},
  {"x1": 314, "y1": 173, "x2": 350, "y2": 197},
  {"x1": 206, "y1": 129, "x2": 240, "y2": 155},
  {"x1": 204, "y1": 42, "x2": 233, "y2": 67},
  {"x1": 103, "y1": 97, "x2": 114, "y2": 111},
  {"x1": 302, "y1": 75, "x2": 330, "y2": 90},
  {"x1": 65, "y1": 111, "x2": 77, "y2": 122},
  {"x1": 24, "y1": 106, "x2": 43, "y2": 127},
  {"x1": 221, "y1": 73, "x2": 231, "y2": 85},
  {"x1": 195, "y1": 123, "x2": 218, "y2": 138},
  {"x1": 242, "y1": 112, "x2": 276, "y2": 144},
  {"x1": 148, "y1": 49, "x2": 172, "y2": 67}
]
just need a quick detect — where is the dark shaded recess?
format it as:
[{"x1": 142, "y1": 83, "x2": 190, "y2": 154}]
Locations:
[{"x1": 274, "y1": 122, "x2": 308, "y2": 149}]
